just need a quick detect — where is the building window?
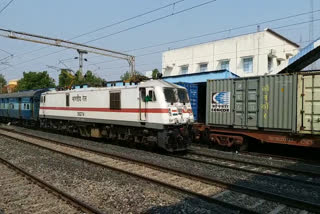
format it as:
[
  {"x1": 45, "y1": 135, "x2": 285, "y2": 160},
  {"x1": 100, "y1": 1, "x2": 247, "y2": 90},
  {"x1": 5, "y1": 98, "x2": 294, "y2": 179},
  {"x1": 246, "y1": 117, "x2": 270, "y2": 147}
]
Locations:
[
  {"x1": 220, "y1": 60, "x2": 230, "y2": 70},
  {"x1": 277, "y1": 59, "x2": 282, "y2": 66},
  {"x1": 268, "y1": 57, "x2": 273, "y2": 73},
  {"x1": 243, "y1": 57, "x2": 253, "y2": 73},
  {"x1": 110, "y1": 92, "x2": 121, "y2": 110},
  {"x1": 199, "y1": 63, "x2": 208, "y2": 72},
  {"x1": 180, "y1": 65, "x2": 188, "y2": 74}
]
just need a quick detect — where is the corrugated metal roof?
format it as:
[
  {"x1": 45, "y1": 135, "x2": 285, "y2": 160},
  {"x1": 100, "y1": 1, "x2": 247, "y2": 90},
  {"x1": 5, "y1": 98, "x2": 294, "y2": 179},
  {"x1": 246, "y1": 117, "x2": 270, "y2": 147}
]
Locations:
[
  {"x1": 162, "y1": 69, "x2": 239, "y2": 84},
  {"x1": 280, "y1": 37, "x2": 320, "y2": 73},
  {"x1": 0, "y1": 89, "x2": 48, "y2": 99}
]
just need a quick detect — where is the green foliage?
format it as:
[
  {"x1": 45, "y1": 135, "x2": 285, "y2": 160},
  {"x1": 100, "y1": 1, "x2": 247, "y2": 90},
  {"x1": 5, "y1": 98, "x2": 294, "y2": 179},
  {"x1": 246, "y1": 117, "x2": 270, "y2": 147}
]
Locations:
[
  {"x1": 152, "y1": 69, "x2": 160, "y2": 79},
  {"x1": 58, "y1": 70, "x2": 105, "y2": 88},
  {"x1": 58, "y1": 69, "x2": 74, "y2": 88},
  {"x1": 120, "y1": 71, "x2": 148, "y2": 82},
  {"x1": 0, "y1": 74, "x2": 6, "y2": 87},
  {"x1": 120, "y1": 71, "x2": 130, "y2": 81},
  {"x1": 81, "y1": 70, "x2": 105, "y2": 86},
  {"x1": 17, "y1": 71, "x2": 55, "y2": 91}
]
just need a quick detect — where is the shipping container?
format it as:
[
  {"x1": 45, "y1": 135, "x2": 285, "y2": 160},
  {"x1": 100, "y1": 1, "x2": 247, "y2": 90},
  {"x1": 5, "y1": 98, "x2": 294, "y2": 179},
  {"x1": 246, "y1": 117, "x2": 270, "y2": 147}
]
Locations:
[
  {"x1": 206, "y1": 72, "x2": 320, "y2": 135},
  {"x1": 297, "y1": 72, "x2": 320, "y2": 134}
]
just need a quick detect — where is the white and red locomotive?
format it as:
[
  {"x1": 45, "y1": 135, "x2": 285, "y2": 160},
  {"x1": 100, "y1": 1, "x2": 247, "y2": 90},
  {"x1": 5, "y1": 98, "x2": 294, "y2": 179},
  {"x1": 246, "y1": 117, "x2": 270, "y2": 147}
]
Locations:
[{"x1": 39, "y1": 80, "x2": 194, "y2": 152}]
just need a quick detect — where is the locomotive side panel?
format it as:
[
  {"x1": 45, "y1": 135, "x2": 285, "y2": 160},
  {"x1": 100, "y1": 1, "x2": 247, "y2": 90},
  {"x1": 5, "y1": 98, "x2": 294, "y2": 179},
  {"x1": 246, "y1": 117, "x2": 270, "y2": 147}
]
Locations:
[{"x1": 40, "y1": 87, "x2": 173, "y2": 129}]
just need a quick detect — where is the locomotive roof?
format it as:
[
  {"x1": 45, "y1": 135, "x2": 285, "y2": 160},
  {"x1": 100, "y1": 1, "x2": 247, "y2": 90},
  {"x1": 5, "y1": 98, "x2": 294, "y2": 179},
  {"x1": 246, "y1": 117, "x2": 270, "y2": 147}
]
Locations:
[
  {"x1": 44, "y1": 80, "x2": 185, "y2": 94},
  {"x1": 139, "y1": 79, "x2": 185, "y2": 88},
  {"x1": 0, "y1": 89, "x2": 48, "y2": 99}
]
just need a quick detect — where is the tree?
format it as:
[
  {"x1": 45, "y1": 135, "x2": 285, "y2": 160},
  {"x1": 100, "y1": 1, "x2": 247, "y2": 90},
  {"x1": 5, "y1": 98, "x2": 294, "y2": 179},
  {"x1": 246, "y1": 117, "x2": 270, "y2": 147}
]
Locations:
[
  {"x1": 58, "y1": 69, "x2": 74, "y2": 88},
  {"x1": 0, "y1": 74, "x2": 7, "y2": 93},
  {"x1": 82, "y1": 71, "x2": 105, "y2": 86},
  {"x1": 0, "y1": 74, "x2": 6, "y2": 92},
  {"x1": 58, "y1": 69, "x2": 105, "y2": 88},
  {"x1": 120, "y1": 71, "x2": 148, "y2": 82},
  {"x1": 16, "y1": 71, "x2": 55, "y2": 91},
  {"x1": 152, "y1": 69, "x2": 160, "y2": 79}
]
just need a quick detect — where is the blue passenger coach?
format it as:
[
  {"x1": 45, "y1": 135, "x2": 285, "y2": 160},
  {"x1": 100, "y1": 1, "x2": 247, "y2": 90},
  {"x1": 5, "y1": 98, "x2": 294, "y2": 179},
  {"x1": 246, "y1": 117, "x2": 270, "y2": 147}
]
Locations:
[{"x1": 0, "y1": 89, "x2": 48, "y2": 124}]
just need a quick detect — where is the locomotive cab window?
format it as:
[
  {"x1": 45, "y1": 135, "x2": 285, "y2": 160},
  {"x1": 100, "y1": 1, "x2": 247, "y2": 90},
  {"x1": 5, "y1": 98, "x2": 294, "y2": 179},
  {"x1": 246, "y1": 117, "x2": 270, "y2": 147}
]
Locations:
[
  {"x1": 110, "y1": 92, "x2": 121, "y2": 110},
  {"x1": 41, "y1": 96, "x2": 46, "y2": 103},
  {"x1": 163, "y1": 88, "x2": 177, "y2": 103},
  {"x1": 177, "y1": 89, "x2": 189, "y2": 104},
  {"x1": 148, "y1": 90, "x2": 156, "y2": 102}
]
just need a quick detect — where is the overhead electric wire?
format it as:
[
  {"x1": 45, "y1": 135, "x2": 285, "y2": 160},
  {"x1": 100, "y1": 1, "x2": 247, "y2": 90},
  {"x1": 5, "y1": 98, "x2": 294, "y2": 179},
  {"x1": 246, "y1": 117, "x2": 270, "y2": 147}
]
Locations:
[
  {"x1": 70, "y1": 0, "x2": 186, "y2": 41},
  {"x1": 87, "y1": 19, "x2": 320, "y2": 68},
  {"x1": 0, "y1": 0, "x2": 217, "y2": 70},
  {"x1": 123, "y1": 9, "x2": 320, "y2": 53},
  {"x1": 0, "y1": 48, "x2": 13, "y2": 56},
  {"x1": 2, "y1": 7, "x2": 319, "y2": 73},
  {"x1": 85, "y1": 0, "x2": 217, "y2": 43},
  {"x1": 0, "y1": 0, "x2": 14, "y2": 15},
  {"x1": 14, "y1": 0, "x2": 187, "y2": 57}
]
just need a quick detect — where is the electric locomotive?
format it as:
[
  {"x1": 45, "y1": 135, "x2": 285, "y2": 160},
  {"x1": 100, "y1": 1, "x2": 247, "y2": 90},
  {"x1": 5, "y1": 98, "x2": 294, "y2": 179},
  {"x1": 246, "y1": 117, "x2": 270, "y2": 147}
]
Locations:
[{"x1": 39, "y1": 79, "x2": 194, "y2": 152}]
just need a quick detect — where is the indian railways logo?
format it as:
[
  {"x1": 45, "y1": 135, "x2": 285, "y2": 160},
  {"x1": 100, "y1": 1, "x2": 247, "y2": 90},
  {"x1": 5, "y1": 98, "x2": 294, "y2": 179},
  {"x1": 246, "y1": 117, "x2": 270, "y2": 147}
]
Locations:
[{"x1": 211, "y1": 92, "x2": 230, "y2": 112}]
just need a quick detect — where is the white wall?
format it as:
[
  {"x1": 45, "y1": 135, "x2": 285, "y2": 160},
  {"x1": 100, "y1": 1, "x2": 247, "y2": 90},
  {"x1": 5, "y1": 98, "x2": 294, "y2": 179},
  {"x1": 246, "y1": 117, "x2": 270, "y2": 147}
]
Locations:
[{"x1": 162, "y1": 30, "x2": 299, "y2": 77}]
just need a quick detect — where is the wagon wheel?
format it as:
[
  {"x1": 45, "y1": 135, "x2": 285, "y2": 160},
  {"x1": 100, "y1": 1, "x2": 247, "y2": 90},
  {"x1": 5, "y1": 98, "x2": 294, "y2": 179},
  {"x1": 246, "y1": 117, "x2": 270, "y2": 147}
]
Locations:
[{"x1": 200, "y1": 129, "x2": 210, "y2": 145}]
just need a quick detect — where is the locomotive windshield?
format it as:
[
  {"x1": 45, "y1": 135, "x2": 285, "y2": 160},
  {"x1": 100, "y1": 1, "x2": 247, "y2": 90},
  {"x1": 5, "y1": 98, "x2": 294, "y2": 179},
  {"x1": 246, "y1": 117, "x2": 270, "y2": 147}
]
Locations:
[
  {"x1": 164, "y1": 88, "x2": 178, "y2": 103},
  {"x1": 177, "y1": 89, "x2": 189, "y2": 103}
]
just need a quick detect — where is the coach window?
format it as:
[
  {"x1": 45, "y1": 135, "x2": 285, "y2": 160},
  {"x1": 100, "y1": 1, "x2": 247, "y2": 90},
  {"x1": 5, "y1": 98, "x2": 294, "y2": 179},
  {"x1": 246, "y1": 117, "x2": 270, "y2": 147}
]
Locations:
[
  {"x1": 110, "y1": 92, "x2": 121, "y2": 110},
  {"x1": 24, "y1": 104, "x2": 26, "y2": 109},
  {"x1": 66, "y1": 94, "x2": 70, "y2": 107}
]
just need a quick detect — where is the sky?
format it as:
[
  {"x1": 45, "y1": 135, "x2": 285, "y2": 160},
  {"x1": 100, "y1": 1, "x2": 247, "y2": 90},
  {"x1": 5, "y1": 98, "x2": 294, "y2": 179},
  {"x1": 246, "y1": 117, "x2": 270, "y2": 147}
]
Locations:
[{"x1": 0, "y1": 0, "x2": 319, "y2": 82}]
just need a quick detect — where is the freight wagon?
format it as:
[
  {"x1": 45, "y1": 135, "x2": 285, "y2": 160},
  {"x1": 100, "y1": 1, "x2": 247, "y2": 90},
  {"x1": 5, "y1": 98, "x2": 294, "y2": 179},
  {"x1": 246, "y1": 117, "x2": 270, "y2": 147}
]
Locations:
[{"x1": 194, "y1": 72, "x2": 320, "y2": 149}]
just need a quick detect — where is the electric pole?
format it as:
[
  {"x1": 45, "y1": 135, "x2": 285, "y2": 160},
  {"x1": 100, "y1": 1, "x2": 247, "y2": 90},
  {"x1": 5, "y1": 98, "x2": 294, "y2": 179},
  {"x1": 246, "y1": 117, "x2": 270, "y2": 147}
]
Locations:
[
  {"x1": 310, "y1": 0, "x2": 315, "y2": 69},
  {"x1": 77, "y1": 49, "x2": 88, "y2": 76}
]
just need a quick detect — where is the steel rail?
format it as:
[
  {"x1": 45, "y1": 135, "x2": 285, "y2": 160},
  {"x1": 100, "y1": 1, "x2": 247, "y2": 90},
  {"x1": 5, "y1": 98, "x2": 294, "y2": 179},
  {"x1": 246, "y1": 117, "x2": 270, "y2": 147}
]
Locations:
[
  {"x1": 241, "y1": 150, "x2": 320, "y2": 166},
  {"x1": 189, "y1": 150, "x2": 320, "y2": 177},
  {"x1": 0, "y1": 129, "x2": 256, "y2": 214},
  {"x1": 0, "y1": 128, "x2": 319, "y2": 213},
  {"x1": 172, "y1": 153, "x2": 320, "y2": 187},
  {"x1": 0, "y1": 156, "x2": 104, "y2": 214}
]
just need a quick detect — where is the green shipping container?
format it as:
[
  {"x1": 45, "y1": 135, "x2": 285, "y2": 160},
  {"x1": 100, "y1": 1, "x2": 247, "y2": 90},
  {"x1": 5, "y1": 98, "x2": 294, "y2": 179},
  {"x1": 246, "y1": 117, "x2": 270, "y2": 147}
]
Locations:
[
  {"x1": 206, "y1": 73, "x2": 304, "y2": 133},
  {"x1": 297, "y1": 72, "x2": 320, "y2": 134}
]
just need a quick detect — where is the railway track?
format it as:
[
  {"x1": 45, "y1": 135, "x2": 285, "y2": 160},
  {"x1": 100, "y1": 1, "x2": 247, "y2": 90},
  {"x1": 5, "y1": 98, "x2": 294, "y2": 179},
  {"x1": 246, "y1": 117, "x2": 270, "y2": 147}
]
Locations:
[
  {"x1": 0, "y1": 156, "x2": 103, "y2": 214},
  {"x1": 175, "y1": 150, "x2": 320, "y2": 187},
  {"x1": 0, "y1": 128, "x2": 318, "y2": 213}
]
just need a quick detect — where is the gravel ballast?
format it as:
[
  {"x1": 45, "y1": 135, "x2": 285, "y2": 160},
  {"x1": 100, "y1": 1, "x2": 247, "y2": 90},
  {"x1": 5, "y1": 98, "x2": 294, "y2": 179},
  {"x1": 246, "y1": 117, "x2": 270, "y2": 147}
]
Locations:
[
  {"x1": 6, "y1": 125, "x2": 320, "y2": 206},
  {"x1": 0, "y1": 135, "x2": 236, "y2": 214}
]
